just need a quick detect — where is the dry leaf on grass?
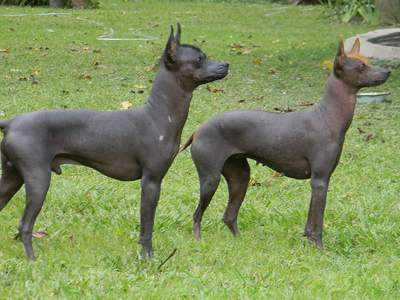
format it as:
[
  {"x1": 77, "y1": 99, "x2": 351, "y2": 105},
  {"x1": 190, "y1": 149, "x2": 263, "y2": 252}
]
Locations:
[
  {"x1": 272, "y1": 171, "x2": 284, "y2": 177},
  {"x1": 322, "y1": 59, "x2": 333, "y2": 71},
  {"x1": 253, "y1": 58, "x2": 263, "y2": 65},
  {"x1": 120, "y1": 101, "x2": 133, "y2": 109},
  {"x1": 144, "y1": 64, "x2": 158, "y2": 72},
  {"x1": 229, "y1": 43, "x2": 253, "y2": 55},
  {"x1": 249, "y1": 176, "x2": 260, "y2": 186},
  {"x1": 32, "y1": 230, "x2": 48, "y2": 239},
  {"x1": 79, "y1": 74, "x2": 92, "y2": 80},
  {"x1": 206, "y1": 85, "x2": 224, "y2": 94},
  {"x1": 269, "y1": 68, "x2": 277, "y2": 75}
]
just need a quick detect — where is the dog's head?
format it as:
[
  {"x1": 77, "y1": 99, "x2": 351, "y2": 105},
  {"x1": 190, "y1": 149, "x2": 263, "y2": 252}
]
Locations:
[
  {"x1": 162, "y1": 23, "x2": 229, "y2": 89},
  {"x1": 334, "y1": 38, "x2": 390, "y2": 88}
]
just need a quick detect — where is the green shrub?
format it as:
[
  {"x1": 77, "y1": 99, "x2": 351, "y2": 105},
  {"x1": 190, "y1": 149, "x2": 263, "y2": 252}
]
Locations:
[
  {"x1": 0, "y1": 0, "x2": 47, "y2": 5},
  {"x1": 0, "y1": 0, "x2": 99, "y2": 7},
  {"x1": 321, "y1": 0, "x2": 375, "y2": 23}
]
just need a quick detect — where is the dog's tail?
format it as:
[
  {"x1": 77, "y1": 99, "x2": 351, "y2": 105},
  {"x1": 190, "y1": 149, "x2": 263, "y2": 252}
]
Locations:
[{"x1": 179, "y1": 133, "x2": 194, "y2": 153}]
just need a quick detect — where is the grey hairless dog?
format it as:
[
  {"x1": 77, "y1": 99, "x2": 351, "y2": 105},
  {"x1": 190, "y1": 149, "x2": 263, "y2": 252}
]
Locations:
[
  {"x1": 181, "y1": 38, "x2": 390, "y2": 249},
  {"x1": 0, "y1": 23, "x2": 229, "y2": 260}
]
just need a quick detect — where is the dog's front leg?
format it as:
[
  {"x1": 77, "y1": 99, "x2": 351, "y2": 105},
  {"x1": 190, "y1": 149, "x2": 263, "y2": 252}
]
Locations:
[
  {"x1": 138, "y1": 175, "x2": 162, "y2": 258},
  {"x1": 304, "y1": 175, "x2": 330, "y2": 249}
]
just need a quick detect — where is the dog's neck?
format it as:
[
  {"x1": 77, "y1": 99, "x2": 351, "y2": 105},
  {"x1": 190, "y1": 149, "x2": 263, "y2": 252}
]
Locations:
[
  {"x1": 318, "y1": 74, "x2": 359, "y2": 136},
  {"x1": 145, "y1": 65, "x2": 193, "y2": 139}
]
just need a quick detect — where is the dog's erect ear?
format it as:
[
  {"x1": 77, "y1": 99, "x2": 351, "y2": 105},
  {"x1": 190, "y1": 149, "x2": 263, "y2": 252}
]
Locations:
[
  {"x1": 164, "y1": 25, "x2": 179, "y2": 67},
  {"x1": 350, "y1": 38, "x2": 361, "y2": 54},
  {"x1": 175, "y1": 23, "x2": 181, "y2": 45},
  {"x1": 334, "y1": 37, "x2": 346, "y2": 75}
]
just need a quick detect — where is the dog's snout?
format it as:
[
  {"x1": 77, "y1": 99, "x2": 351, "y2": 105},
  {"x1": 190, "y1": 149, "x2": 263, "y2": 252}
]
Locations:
[{"x1": 218, "y1": 62, "x2": 229, "y2": 70}]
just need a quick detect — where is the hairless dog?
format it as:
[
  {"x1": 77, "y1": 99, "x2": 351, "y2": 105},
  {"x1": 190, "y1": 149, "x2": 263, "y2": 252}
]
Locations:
[
  {"x1": 181, "y1": 38, "x2": 390, "y2": 249},
  {"x1": 0, "y1": 23, "x2": 229, "y2": 260}
]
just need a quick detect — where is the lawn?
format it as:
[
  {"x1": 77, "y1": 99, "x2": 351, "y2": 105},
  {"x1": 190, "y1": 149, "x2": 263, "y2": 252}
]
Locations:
[{"x1": 0, "y1": 0, "x2": 399, "y2": 298}]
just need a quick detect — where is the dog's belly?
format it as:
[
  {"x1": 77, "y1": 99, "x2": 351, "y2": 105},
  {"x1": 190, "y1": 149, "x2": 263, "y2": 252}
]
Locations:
[
  {"x1": 52, "y1": 155, "x2": 142, "y2": 181},
  {"x1": 253, "y1": 156, "x2": 311, "y2": 180}
]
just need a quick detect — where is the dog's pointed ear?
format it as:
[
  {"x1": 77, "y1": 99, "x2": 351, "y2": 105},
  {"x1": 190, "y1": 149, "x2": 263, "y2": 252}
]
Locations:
[
  {"x1": 164, "y1": 25, "x2": 178, "y2": 67},
  {"x1": 175, "y1": 22, "x2": 181, "y2": 45},
  {"x1": 334, "y1": 37, "x2": 346, "y2": 75},
  {"x1": 350, "y1": 37, "x2": 361, "y2": 54}
]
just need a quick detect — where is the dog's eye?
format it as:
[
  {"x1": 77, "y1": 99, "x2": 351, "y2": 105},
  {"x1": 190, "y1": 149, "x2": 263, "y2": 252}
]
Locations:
[
  {"x1": 197, "y1": 56, "x2": 202, "y2": 63},
  {"x1": 359, "y1": 63, "x2": 367, "y2": 70}
]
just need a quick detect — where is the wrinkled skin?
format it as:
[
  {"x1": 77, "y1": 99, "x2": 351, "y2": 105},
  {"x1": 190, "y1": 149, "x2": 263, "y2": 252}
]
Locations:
[
  {"x1": 0, "y1": 23, "x2": 229, "y2": 261},
  {"x1": 181, "y1": 38, "x2": 390, "y2": 249}
]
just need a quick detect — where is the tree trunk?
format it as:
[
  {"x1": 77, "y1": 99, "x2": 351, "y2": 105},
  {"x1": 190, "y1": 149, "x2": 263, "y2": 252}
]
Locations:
[{"x1": 71, "y1": 0, "x2": 88, "y2": 9}]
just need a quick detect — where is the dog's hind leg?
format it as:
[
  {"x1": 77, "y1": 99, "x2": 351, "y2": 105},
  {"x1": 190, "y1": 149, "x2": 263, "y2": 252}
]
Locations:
[
  {"x1": 192, "y1": 170, "x2": 221, "y2": 240},
  {"x1": 0, "y1": 155, "x2": 23, "y2": 211},
  {"x1": 17, "y1": 165, "x2": 51, "y2": 261},
  {"x1": 221, "y1": 156, "x2": 250, "y2": 236},
  {"x1": 191, "y1": 137, "x2": 231, "y2": 240}
]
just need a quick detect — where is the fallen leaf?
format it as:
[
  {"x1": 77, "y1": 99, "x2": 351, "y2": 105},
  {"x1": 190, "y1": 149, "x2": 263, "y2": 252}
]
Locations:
[
  {"x1": 0, "y1": 48, "x2": 10, "y2": 53},
  {"x1": 297, "y1": 101, "x2": 314, "y2": 107},
  {"x1": 272, "y1": 171, "x2": 284, "y2": 177},
  {"x1": 228, "y1": 43, "x2": 252, "y2": 55},
  {"x1": 144, "y1": 64, "x2": 158, "y2": 72},
  {"x1": 130, "y1": 84, "x2": 145, "y2": 94},
  {"x1": 241, "y1": 48, "x2": 252, "y2": 55},
  {"x1": 148, "y1": 21, "x2": 160, "y2": 28},
  {"x1": 357, "y1": 127, "x2": 365, "y2": 134},
  {"x1": 133, "y1": 84, "x2": 146, "y2": 89},
  {"x1": 269, "y1": 68, "x2": 277, "y2": 75},
  {"x1": 206, "y1": 85, "x2": 224, "y2": 94},
  {"x1": 249, "y1": 176, "x2": 260, "y2": 186},
  {"x1": 79, "y1": 74, "x2": 92, "y2": 80},
  {"x1": 120, "y1": 101, "x2": 133, "y2": 109},
  {"x1": 253, "y1": 58, "x2": 263, "y2": 65},
  {"x1": 364, "y1": 133, "x2": 374, "y2": 142},
  {"x1": 32, "y1": 230, "x2": 48, "y2": 239},
  {"x1": 322, "y1": 59, "x2": 333, "y2": 71},
  {"x1": 273, "y1": 107, "x2": 294, "y2": 113},
  {"x1": 229, "y1": 43, "x2": 244, "y2": 50}
]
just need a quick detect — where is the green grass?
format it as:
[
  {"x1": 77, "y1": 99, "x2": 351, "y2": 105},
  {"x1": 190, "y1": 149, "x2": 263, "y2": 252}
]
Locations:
[{"x1": 1, "y1": 0, "x2": 399, "y2": 298}]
